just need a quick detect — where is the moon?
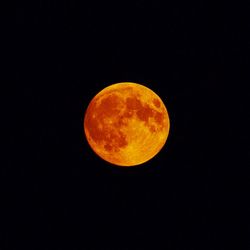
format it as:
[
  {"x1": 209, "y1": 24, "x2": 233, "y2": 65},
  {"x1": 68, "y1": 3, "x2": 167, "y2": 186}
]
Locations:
[{"x1": 84, "y1": 82, "x2": 170, "y2": 167}]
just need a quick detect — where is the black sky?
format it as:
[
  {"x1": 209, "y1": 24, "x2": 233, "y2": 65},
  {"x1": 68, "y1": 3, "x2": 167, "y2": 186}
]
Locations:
[{"x1": 4, "y1": 1, "x2": 250, "y2": 249}]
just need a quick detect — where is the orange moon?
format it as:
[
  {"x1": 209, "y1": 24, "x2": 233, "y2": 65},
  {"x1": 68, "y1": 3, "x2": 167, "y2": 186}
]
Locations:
[{"x1": 84, "y1": 82, "x2": 170, "y2": 167}]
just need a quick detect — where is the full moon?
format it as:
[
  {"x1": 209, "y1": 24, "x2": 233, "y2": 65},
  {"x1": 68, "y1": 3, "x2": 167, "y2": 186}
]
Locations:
[{"x1": 84, "y1": 82, "x2": 170, "y2": 167}]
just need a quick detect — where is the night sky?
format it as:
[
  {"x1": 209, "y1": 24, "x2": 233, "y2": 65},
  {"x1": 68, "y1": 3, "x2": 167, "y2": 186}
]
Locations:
[{"x1": 5, "y1": 1, "x2": 250, "y2": 249}]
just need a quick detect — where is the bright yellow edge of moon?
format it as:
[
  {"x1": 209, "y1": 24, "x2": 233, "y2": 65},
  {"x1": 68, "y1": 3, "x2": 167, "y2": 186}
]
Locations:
[{"x1": 84, "y1": 82, "x2": 170, "y2": 167}]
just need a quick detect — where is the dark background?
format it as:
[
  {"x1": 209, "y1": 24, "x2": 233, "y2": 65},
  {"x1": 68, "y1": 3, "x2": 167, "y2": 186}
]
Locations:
[{"x1": 4, "y1": 1, "x2": 249, "y2": 249}]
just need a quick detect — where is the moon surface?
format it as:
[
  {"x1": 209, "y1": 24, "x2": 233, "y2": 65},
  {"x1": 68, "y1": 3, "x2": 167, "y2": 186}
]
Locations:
[{"x1": 84, "y1": 82, "x2": 170, "y2": 166}]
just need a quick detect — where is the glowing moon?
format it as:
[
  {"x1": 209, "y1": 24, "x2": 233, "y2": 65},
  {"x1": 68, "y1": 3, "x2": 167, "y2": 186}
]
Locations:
[{"x1": 84, "y1": 82, "x2": 170, "y2": 167}]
